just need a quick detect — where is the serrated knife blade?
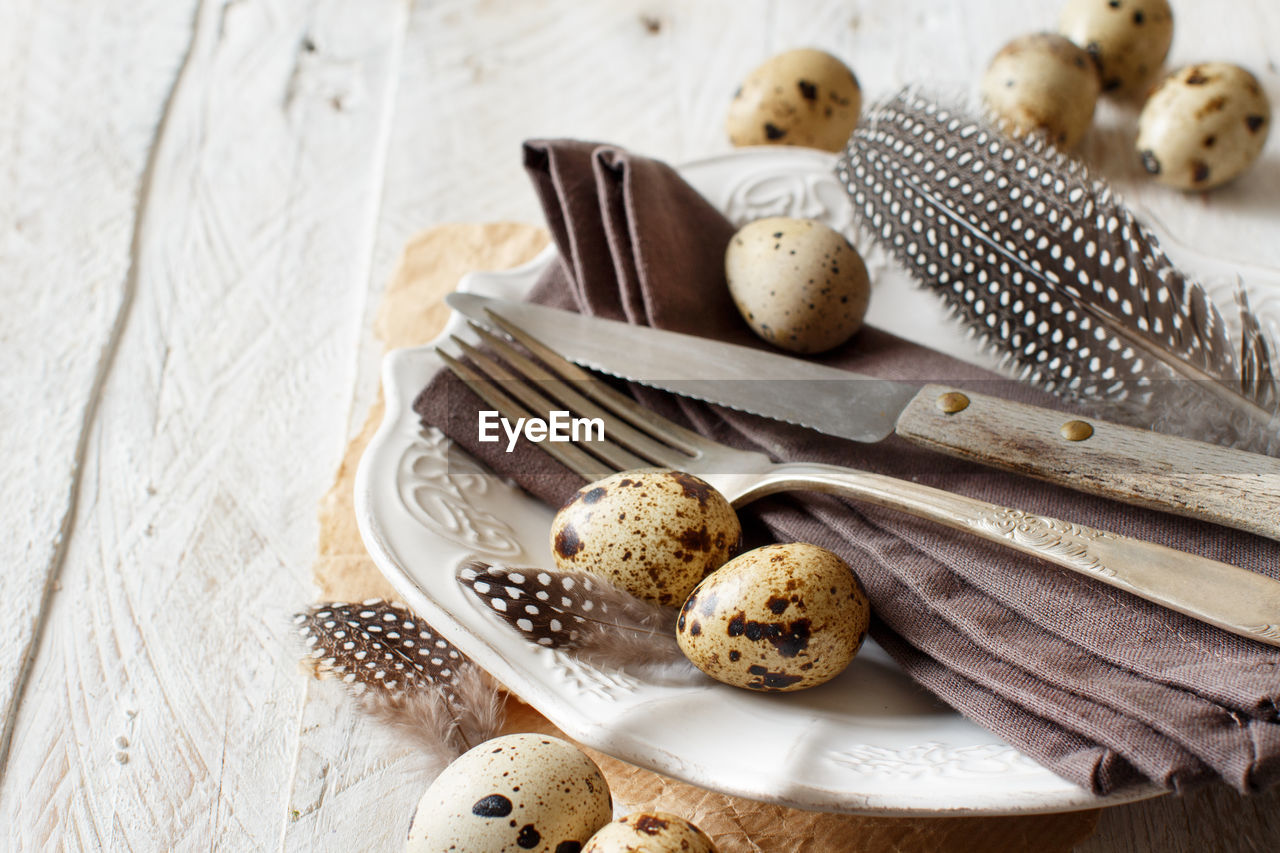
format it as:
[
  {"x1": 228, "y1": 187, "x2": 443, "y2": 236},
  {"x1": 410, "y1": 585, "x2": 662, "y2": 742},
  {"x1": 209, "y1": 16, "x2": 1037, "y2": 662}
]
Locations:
[
  {"x1": 448, "y1": 294, "x2": 918, "y2": 443},
  {"x1": 444, "y1": 292, "x2": 1280, "y2": 541}
]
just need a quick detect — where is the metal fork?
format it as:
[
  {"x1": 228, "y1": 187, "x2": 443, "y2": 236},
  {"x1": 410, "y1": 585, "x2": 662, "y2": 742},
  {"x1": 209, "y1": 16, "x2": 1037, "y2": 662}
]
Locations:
[{"x1": 438, "y1": 309, "x2": 1280, "y2": 648}]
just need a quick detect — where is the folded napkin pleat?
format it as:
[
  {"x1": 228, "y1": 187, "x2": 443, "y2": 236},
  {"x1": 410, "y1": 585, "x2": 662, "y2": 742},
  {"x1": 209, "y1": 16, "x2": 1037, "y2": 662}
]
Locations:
[
  {"x1": 414, "y1": 140, "x2": 1280, "y2": 796},
  {"x1": 789, "y1": 494, "x2": 1279, "y2": 788},
  {"x1": 871, "y1": 631, "x2": 1148, "y2": 793},
  {"x1": 756, "y1": 495, "x2": 1215, "y2": 789}
]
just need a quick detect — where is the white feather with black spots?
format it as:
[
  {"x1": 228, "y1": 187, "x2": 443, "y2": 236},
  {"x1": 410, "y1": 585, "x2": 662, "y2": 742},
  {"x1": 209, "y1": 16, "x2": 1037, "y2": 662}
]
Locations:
[{"x1": 837, "y1": 90, "x2": 1280, "y2": 453}]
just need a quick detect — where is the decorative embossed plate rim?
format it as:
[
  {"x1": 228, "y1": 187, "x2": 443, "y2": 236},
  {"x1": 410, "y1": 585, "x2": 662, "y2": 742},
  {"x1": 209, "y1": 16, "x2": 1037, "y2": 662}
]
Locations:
[{"x1": 355, "y1": 147, "x2": 1168, "y2": 816}]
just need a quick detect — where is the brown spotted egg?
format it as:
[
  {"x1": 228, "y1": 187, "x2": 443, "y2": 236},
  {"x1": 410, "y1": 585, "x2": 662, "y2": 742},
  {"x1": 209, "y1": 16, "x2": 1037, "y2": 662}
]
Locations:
[
  {"x1": 1137, "y1": 63, "x2": 1271, "y2": 190},
  {"x1": 725, "y1": 217, "x2": 870, "y2": 355},
  {"x1": 676, "y1": 543, "x2": 869, "y2": 692},
  {"x1": 550, "y1": 469, "x2": 741, "y2": 606},
  {"x1": 1059, "y1": 0, "x2": 1173, "y2": 93},
  {"x1": 980, "y1": 33, "x2": 1101, "y2": 148},
  {"x1": 726, "y1": 48, "x2": 862, "y2": 151},
  {"x1": 405, "y1": 733, "x2": 612, "y2": 853},
  {"x1": 584, "y1": 811, "x2": 719, "y2": 853}
]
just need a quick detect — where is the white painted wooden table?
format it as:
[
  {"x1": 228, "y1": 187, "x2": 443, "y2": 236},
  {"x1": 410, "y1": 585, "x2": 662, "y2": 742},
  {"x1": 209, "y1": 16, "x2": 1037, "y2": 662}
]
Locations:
[{"x1": 3, "y1": 1, "x2": 1278, "y2": 849}]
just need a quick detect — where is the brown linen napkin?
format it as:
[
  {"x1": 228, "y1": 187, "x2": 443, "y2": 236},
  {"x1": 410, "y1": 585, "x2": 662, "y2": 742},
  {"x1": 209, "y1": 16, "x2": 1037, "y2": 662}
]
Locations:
[{"x1": 414, "y1": 141, "x2": 1280, "y2": 796}]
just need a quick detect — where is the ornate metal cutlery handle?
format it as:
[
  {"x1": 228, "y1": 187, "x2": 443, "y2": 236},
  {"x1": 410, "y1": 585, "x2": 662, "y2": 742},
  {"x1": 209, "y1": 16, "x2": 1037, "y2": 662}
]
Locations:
[{"x1": 724, "y1": 461, "x2": 1280, "y2": 647}]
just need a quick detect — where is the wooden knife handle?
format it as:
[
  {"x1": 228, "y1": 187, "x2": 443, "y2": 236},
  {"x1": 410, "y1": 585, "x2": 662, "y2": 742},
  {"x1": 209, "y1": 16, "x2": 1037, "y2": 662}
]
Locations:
[{"x1": 894, "y1": 384, "x2": 1280, "y2": 541}]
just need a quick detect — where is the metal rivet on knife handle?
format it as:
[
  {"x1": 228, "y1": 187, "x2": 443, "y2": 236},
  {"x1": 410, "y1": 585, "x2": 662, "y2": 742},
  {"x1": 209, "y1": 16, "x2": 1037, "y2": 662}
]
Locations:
[
  {"x1": 1060, "y1": 420, "x2": 1094, "y2": 442},
  {"x1": 935, "y1": 391, "x2": 970, "y2": 414}
]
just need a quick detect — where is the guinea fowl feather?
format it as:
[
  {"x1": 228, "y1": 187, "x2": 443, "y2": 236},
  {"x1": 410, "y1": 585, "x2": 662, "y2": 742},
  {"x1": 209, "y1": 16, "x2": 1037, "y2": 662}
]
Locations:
[
  {"x1": 837, "y1": 90, "x2": 1280, "y2": 453},
  {"x1": 457, "y1": 560, "x2": 686, "y2": 671},
  {"x1": 295, "y1": 600, "x2": 504, "y2": 766}
]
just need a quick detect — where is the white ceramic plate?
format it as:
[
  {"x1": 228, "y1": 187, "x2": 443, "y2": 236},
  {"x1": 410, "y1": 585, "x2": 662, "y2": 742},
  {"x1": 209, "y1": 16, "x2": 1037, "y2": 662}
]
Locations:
[{"x1": 355, "y1": 148, "x2": 1168, "y2": 816}]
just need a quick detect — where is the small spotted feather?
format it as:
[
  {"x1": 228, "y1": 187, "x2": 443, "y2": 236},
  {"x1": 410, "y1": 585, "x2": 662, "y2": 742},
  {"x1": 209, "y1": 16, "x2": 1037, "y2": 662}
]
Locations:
[
  {"x1": 458, "y1": 561, "x2": 684, "y2": 670},
  {"x1": 296, "y1": 599, "x2": 464, "y2": 696},
  {"x1": 295, "y1": 600, "x2": 504, "y2": 762},
  {"x1": 838, "y1": 90, "x2": 1279, "y2": 452}
]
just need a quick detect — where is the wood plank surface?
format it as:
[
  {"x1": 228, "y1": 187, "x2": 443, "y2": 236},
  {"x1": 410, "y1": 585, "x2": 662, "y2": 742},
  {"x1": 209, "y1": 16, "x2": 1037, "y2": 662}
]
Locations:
[
  {"x1": 1, "y1": 0, "x2": 1277, "y2": 849},
  {"x1": 0, "y1": 0, "x2": 407, "y2": 847},
  {"x1": 0, "y1": 0, "x2": 202, "y2": 785}
]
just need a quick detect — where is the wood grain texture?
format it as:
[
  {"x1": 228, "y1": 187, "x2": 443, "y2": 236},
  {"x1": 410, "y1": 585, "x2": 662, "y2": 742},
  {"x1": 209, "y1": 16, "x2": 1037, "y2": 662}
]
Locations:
[
  {"x1": 896, "y1": 385, "x2": 1280, "y2": 542},
  {"x1": 0, "y1": 0, "x2": 407, "y2": 848},
  {"x1": 1081, "y1": 782, "x2": 1280, "y2": 853},
  {"x1": 1, "y1": 0, "x2": 1277, "y2": 849},
  {"x1": 0, "y1": 0, "x2": 203, "y2": 781}
]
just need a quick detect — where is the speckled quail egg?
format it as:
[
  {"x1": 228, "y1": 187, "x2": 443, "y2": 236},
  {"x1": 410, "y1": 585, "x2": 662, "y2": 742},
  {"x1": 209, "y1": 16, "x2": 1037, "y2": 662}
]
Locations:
[
  {"x1": 676, "y1": 543, "x2": 869, "y2": 692},
  {"x1": 1136, "y1": 63, "x2": 1271, "y2": 190},
  {"x1": 1059, "y1": 0, "x2": 1173, "y2": 93},
  {"x1": 980, "y1": 33, "x2": 1101, "y2": 148},
  {"x1": 725, "y1": 217, "x2": 870, "y2": 355},
  {"x1": 584, "y1": 811, "x2": 719, "y2": 853},
  {"x1": 405, "y1": 733, "x2": 612, "y2": 853},
  {"x1": 550, "y1": 469, "x2": 741, "y2": 607},
  {"x1": 726, "y1": 48, "x2": 862, "y2": 151}
]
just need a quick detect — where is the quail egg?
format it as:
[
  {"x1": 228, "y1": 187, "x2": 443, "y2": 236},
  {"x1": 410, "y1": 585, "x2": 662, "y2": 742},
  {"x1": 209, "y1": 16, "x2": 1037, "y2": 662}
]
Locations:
[
  {"x1": 725, "y1": 217, "x2": 870, "y2": 355},
  {"x1": 1059, "y1": 0, "x2": 1173, "y2": 93},
  {"x1": 405, "y1": 733, "x2": 612, "y2": 853},
  {"x1": 550, "y1": 469, "x2": 741, "y2": 606},
  {"x1": 584, "y1": 811, "x2": 719, "y2": 853},
  {"x1": 1136, "y1": 62, "x2": 1271, "y2": 190},
  {"x1": 676, "y1": 543, "x2": 870, "y2": 692},
  {"x1": 726, "y1": 48, "x2": 862, "y2": 151},
  {"x1": 980, "y1": 32, "x2": 1101, "y2": 148}
]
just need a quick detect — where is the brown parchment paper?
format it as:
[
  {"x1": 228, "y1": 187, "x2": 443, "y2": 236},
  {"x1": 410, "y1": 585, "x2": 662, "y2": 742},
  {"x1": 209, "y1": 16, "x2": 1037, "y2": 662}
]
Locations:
[{"x1": 311, "y1": 222, "x2": 1101, "y2": 852}]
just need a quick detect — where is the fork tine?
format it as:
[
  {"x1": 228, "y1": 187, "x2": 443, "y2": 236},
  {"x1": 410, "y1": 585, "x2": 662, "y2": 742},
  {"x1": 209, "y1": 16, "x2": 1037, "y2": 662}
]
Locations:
[
  {"x1": 465, "y1": 322, "x2": 695, "y2": 468},
  {"x1": 450, "y1": 337, "x2": 653, "y2": 473},
  {"x1": 479, "y1": 307, "x2": 710, "y2": 456},
  {"x1": 438, "y1": 349, "x2": 612, "y2": 482}
]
